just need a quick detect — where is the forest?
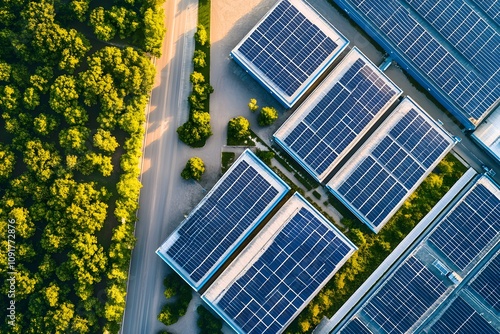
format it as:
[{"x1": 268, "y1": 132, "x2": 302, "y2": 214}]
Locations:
[{"x1": 0, "y1": 0, "x2": 165, "y2": 332}]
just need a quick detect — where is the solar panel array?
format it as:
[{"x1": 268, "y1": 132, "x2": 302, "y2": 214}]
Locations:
[
  {"x1": 329, "y1": 99, "x2": 454, "y2": 232},
  {"x1": 340, "y1": 318, "x2": 372, "y2": 334},
  {"x1": 157, "y1": 150, "x2": 289, "y2": 290},
  {"x1": 430, "y1": 297, "x2": 499, "y2": 334},
  {"x1": 474, "y1": 0, "x2": 500, "y2": 26},
  {"x1": 428, "y1": 183, "x2": 500, "y2": 271},
  {"x1": 407, "y1": 0, "x2": 499, "y2": 78},
  {"x1": 361, "y1": 256, "x2": 448, "y2": 334},
  {"x1": 204, "y1": 194, "x2": 355, "y2": 334},
  {"x1": 232, "y1": 0, "x2": 348, "y2": 107},
  {"x1": 337, "y1": 0, "x2": 500, "y2": 125},
  {"x1": 275, "y1": 48, "x2": 400, "y2": 181},
  {"x1": 470, "y1": 251, "x2": 500, "y2": 312}
]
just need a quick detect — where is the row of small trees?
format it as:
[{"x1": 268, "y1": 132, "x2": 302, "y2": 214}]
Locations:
[
  {"x1": 177, "y1": 25, "x2": 214, "y2": 147},
  {"x1": 157, "y1": 273, "x2": 193, "y2": 326}
]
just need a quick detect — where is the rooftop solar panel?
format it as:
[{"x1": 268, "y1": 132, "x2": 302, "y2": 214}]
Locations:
[
  {"x1": 231, "y1": 0, "x2": 349, "y2": 108},
  {"x1": 156, "y1": 150, "x2": 290, "y2": 290},
  {"x1": 327, "y1": 97, "x2": 456, "y2": 233},
  {"x1": 360, "y1": 256, "x2": 448, "y2": 334},
  {"x1": 430, "y1": 297, "x2": 499, "y2": 334},
  {"x1": 428, "y1": 177, "x2": 500, "y2": 272},
  {"x1": 472, "y1": 0, "x2": 500, "y2": 26},
  {"x1": 202, "y1": 193, "x2": 356, "y2": 334},
  {"x1": 333, "y1": 0, "x2": 500, "y2": 129},
  {"x1": 274, "y1": 47, "x2": 401, "y2": 182},
  {"x1": 470, "y1": 250, "x2": 500, "y2": 312}
]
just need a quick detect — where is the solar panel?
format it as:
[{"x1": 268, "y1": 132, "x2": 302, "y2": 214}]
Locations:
[
  {"x1": 328, "y1": 98, "x2": 455, "y2": 232},
  {"x1": 202, "y1": 194, "x2": 356, "y2": 334},
  {"x1": 428, "y1": 180, "x2": 500, "y2": 271},
  {"x1": 232, "y1": 0, "x2": 349, "y2": 108},
  {"x1": 340, "y1": 318, "x2": 372, "y2": 334},
  {"x1": 361, "y1": 256, "x2": 448, "y2": 334},
  {"x1": 334, "y1": 0, "x2": 500, "y2": 127},
  {"x1": 430, "y1": 297, "x2": 499, "y2": 334},
  {"x1": 156, "y1": 150, "x2": 289, "y2": 290},
  {"x1": 470, "y1": 250, "x2": 500, "y2": 312},
  {"x1": 274, "y1": 48, "x2": 401, "y2": 181},
  {"x1": 472, "y1": 0, "x2": 500, "y2": 26}
]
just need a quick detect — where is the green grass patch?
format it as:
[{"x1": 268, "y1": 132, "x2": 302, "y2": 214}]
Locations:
[
  {"x1": 227, "y1": 134, "x2": 256, "y2": 146},
  {"x1": 221, "y1": 152, "x2": 235, "y2": 174},
  {"x1": 312, "y1": 190, "x2": 321, "y2": 200}
]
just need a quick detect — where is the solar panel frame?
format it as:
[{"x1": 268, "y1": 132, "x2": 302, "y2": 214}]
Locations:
[
  {"x1": 427, "y1": 176, "x2": 500, "y2": 273},
  {"x1": 274, "y1": 47, "x2": 402, "y2": 182},
  {"x1": 352, "y1": 256, "x2": 449, "y2": 334},
  {"x1": 469, "y1": 249, "x2": 500, "y2": 312},
  {"x1": 231, "y1": 0, "x2": 349, "y2": 108},
  {"x1": 327, "y1": 97, "x2": 456, "y2": 233},
  {"x1": 202, "y1": 193, "x2": 356, "y2": 334},
  {"x1": 156, "y1": 150, "x2": 290, "y2": 291},
  {"x1": 429, "y1": 296, "x2": 499, "y2": 334}
]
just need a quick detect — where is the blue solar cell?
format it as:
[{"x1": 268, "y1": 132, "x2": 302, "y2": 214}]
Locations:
[
  {"x1": 161, "y1": 152, "x2": 288, "y2": 289},
  {"x1": 428, "y1": 183, "x2": 500, "y2": 271},
  {"x1": 470, "y1": 251, "x2": 500, "y2": 312},
  {"x1": 279, "y1": 54, "x2": 399, "y2": 180},
  {"x1": 334, "y1": 101, "x2": 453, "y2": 231},
  {"x1": 361, "y1": 256, "x2": 447, "y2": 334},
  {"x1": 430, "y1": 297, "x2": 498, "y2": 334},
  {"x1": 343, "y1": 0, "x2": 500, "y2": 125},
  {"x1": 237, "y1": 0, "x2": 340, "y2": 98},
  {"x1": 213, "y1": 204, "x2": 353, "y2": 334}
]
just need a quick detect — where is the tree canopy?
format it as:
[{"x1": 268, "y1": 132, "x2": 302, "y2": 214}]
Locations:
[
  {"x1": 258, "y1": 106, "x2": 278, "y2": 126},
  {"x1": 0, "y1": 0, "x2": 165, "y2": 332},
  {"x1": 181, "y1": 157, "x2": 206, "y2": 181},
  {"x1": 228, "y1": 116, "x2": 250, "y2": 140}
]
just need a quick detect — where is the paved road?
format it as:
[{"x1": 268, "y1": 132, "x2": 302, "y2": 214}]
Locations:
[{"x1": 120, "y1": 0, "x2": 201, "y2": 333}]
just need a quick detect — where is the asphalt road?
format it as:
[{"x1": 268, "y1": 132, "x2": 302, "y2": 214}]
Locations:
[{"x1": 120, "y1": 0, "x2": 201, "y2": 332}]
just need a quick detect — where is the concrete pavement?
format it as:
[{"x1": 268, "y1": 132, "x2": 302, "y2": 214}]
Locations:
[{"x1": 120, "y1": 0, "x2": 202, "y2": 333}]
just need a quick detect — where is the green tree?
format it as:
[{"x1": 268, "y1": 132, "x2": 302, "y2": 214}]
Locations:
[
  {"x1": 197, "y1": 305, "x2": 223, "y2": 334},
  {"x1": 33, "y1": 114, "x2": 58, "y2": 136},
  {"x1": 194, "y1": 24, "x2": 208, "y2": 46},
  {"x1": 59, "y1": 126, "x2": 90, "y2": 153},
  {"x1": 193, "y1": 50, "x2": 206, "y2": 69},
  {"x1": 143, "y1": 7, "x2": 166, "y2": 57},
  {"x1": 248, "y1": 98, "x2": 258, "y2": 112},
  {"x1": 158, "y1": 304, "x2": 177, "y2": 326},
  {"x1": 108, "y1": 6, "x2": 140, "y2": 39},
  {"x1": 93, "y1": 129, "x2": 119, "y2": 153},
  {"x1": 258, "y1": 106, "x2": 278, "y2": 126},
  {"x1": 23, "y1": 87, "x2": 40, "y2": 110},
  {"x1": 89, "y1": 7, "x2": 116, "y2": 41},
  {"x1": 228, "y1": 116, "x2": 250, "y2": 140},
  {"x1": 181, "y1": 157, "x2": 205, "y2": 181},
  {"x1": 190, "y1": 71, "x2": 205, "y2": 84},
  {"x1": 0, "y1": 144, "x2": 15, "y2": 180},
  {"x1": 23, "y1": 140, "x2": 61, "y2": 182}
]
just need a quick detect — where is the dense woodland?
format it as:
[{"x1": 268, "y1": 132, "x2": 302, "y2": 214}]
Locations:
[{"x1": 0, "y1": 0, "x2": 165, "y2": 332}]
